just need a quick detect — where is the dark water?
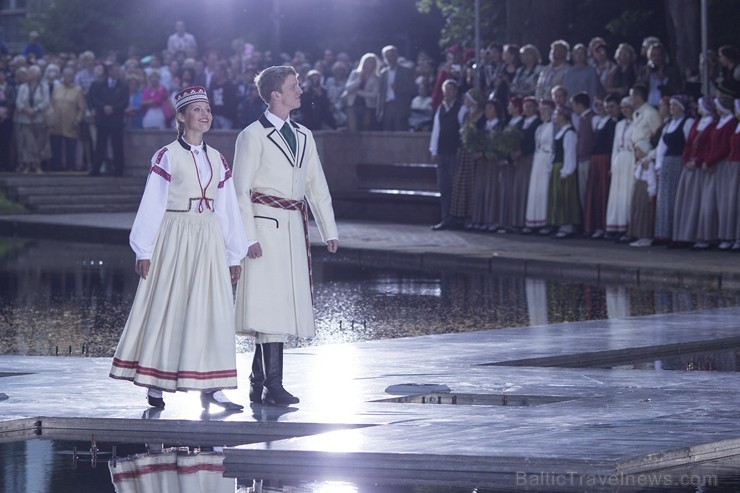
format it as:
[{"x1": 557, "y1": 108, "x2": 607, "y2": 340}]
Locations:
[
  {"x1": 2, "y1": 237, "x2": 740, "y2": 357},
  {"x1": 2, "y1": 439, "x2": 738, "y2": 493}
]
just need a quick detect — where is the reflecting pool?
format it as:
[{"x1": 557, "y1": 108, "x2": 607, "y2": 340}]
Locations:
[
  {"x1": 2, "y1": 236, "x2": 740, "y2": 357},
  {"x1": 2, "y1": 439, "x2": 737, "y2": 493}
]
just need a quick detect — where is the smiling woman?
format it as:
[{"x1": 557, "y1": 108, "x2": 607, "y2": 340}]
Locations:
[{"x1": 108, "y1": 85, "x2": 250, "y2": 411}]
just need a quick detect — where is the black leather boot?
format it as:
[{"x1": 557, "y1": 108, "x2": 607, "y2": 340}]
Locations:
[
  {"x1": 249, "y1": 344, "x2": 264, "y2": 403},
  {"x1": 261, "y1": 342, "x2": 299, "y2": 406}
]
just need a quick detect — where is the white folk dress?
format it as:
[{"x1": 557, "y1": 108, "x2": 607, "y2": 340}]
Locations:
[
  {"x1": 109, "y1": 139, "x2": 249, "y2": 392},
  {"x1": 525, "y1": 120, "x2": 554, "y2": 228},
  {"x1": 606, "y1": 118, "x2": 635, "y2": 233}
]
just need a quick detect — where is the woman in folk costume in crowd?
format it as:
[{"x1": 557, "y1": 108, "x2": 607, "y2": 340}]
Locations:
[
  {"x1": 693, "y1": 93, "x2": 737, "y2": 250},
  {"x1": 671, "y1": 96, "x2": 717, "y2": 248},
  {"x1": 585, "y1": 94, "x2": 621, "y2": 239},
  {"x1": 729, "y1": 99, "x2": 740, "y2": 251},
  {"x1": 523, "y1": 99, "x2": 554, "y2": 234},
  {"x1": 604, "y1": 97, "x2": 636, "y2": 240},
  {"x1": 110, "y1": 86, "x2": 249, "y2": 411},
  {"x1": 626, "y1": 97, "x2": 670, "y2": 247},
  {"x1": 480, "y1": 98, "x2": 508, "y2": 231},
  {"x1": 452, "y1": 88, "x2": 486, "y2": 229},
  {"x1": 652, "y1": 95, "x2": 694, "y2": 245},
  {"x1": 546, "y1": 105, "x2": 581, "y2": 238},
  {"x1": 506, "y1": 96, "x2": 540, "y2": 231}
]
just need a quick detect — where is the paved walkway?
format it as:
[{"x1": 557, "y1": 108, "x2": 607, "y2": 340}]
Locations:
[{"x1": 1, "y1": 213, "x2": 740, "y2": 490}]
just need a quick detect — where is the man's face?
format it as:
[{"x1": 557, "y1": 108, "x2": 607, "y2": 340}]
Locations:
[
  {"x1": 277, "y1": 74, "x2": 303, "y2": 110},
  {"x1": 384, "y1": 49, "x2": 399, "y2": 67},
  {"x1": 523, "y1": 101, "x2": 537, "y2": 117},
  {"x1": 442, "y1": 83, "x2": 458, "y2": 102},
  {"x1": 606, "y1": 101, "x2": 620, "y2": 118}
]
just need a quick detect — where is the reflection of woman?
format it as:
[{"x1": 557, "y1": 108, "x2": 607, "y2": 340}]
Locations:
[
  {"x1": 342, "y1": 53, "x2": 379, "y2": 131},
  {"x1": 109, "y1": 450, "x2": 234, "y2": 493},
  {"x1": 110, "y1": 86, "x2": 249, "y2": 411},
  {"x1": 141, "y1": 71, "x2": 168, "y2": 129},
  {"x1": 14, "y1": 65, "x2": 51, "y2": 173}
]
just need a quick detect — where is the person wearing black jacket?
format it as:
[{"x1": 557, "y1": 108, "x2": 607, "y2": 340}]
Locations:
[{"x1": 88, "y1": 62, "x2": 128, "y2": 176}]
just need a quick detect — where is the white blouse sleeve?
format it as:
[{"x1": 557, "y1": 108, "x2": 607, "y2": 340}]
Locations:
[
  {"x1": 560, "y1": 129, "x2": 578, "y2": 177},
  {"x1": 215, "y1": 168, "x2": 250, "y2": 266},
  {"x1": 129, "y1": 150, "x2": 170, "y2": 260}
]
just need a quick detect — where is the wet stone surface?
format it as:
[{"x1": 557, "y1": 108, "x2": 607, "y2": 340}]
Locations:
[{"x1": 3, "y1": 237, "x2": 740, "y2": 357}]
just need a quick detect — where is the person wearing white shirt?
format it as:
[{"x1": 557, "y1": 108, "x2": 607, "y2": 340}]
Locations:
[{"x1": 110, "y1": 86, "x2": 248, "y2": 411}]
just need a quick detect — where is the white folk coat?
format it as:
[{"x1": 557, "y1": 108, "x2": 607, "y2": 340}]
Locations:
[{"x1": 233, "y1": 114, "x2": 338, "y2": 338}]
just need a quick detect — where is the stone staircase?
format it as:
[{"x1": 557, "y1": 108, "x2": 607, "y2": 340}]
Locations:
[
  {"x1": 0, "y1": 174, "x2": 144, "y2": 214},
  {"x1": 333, "y1": 162, "x2": 440, "y2": 224}
]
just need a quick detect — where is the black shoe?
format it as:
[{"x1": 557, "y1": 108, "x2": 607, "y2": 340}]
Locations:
[
  {"x1": 261, "y1": 342, "x2": 300, "y2": 406},
  {"x1": 147, "y1": 395, "x2": 165, "y2": 409},
  {"x1": 431, "y1": 221, "x2": 448, "y2": 231},
  {"x1": 249, "y1": 344, "x2": 264, "y2": 404},
  {"x1": 200, "y1": 391, "x2": 244, "y2": 411}
]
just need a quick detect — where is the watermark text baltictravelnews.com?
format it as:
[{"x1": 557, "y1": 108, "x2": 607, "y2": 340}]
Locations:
[{"x1": 515, "y1": 471, "x2": 718, "y2": 488}]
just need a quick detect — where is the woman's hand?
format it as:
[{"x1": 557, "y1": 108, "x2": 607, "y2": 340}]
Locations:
[
  {"x1": 326, "y1": 239, "x2": 339, "y2": 253},
  {"x1": 229, "y1": 265, "x2": 241, "y2": 284},
  {"x1": 135, "y1": 259, "x2": 151, "y2": 279}
]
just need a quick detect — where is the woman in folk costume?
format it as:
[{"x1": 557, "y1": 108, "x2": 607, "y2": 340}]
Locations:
[
  {"x1": 605, "y1": 97, "x2": 636, "y2": 240},
  {"x1": 653, "y1": 95, "x2": 694, "y2": 244},
  {"x1": 693, "y1": 94, "x2": 737, "y2": 250},
  {"x1": 110, "y1": 86, "x2": 249, "y2": 411},
  {"x1": 523, "y1": 99, "x2": 555, "y2": 233},
  {"x1": 671, "y1": 96, "x2": 717, "y2": 247},
  {"x1": 505, "y1": 96, "x2": 540, "y2": 231},
  {"x1": 546, "y1": 105, "x2": 581, "y2": 238},
  {"x1": 730, "y1": 100, "x2": 740, "y2": 251},
  {"x1": 452, "y1": 88, "x2": 487, "y2": 229},
  {"x1": 233, "y1": 66, "x2": 339, "y2": 407}
]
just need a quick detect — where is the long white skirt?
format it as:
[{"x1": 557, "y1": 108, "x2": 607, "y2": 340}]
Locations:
[
  {"x1": 525, "y1": 150, "x2": 553, "y2": 228},
  {"x1": 110, "y1": 212, "x2": 237, "y2": 392},
  {"x1": 605, "y1": 150, "x2": 635, "y2": 232}
]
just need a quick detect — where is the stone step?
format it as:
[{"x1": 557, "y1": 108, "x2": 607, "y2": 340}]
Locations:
[
  {"x1": 356, "y1": 162, "x2": 438, "y2": 192},
  {"x1": 334, "y1": 189, "x2": 440, "y2": 224}
]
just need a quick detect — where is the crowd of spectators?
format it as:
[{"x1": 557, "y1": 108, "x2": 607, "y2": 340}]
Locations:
[
  {"x1": 427, "y1": 35, "x2": 740, "y2": 253},
  {"x1": 1, "y1": 22, "x2": 740, "y2": 254}
]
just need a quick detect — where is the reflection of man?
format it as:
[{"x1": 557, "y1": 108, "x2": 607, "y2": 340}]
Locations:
[
  {"x1": 377, "y1": 45, "x2": 416, "y2": 131},
  {"x1": 233, "y1": 66, "x2": 339, "y2": 407}
]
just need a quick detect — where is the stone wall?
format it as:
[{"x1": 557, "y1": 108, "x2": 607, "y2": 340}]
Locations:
[{"x1": 124, "y1": 129, "x2": 431, "y2": 195}]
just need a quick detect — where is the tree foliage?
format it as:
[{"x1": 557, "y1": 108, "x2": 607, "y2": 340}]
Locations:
[{"x1": 416, "y1": 0, "x2": 503, "y2": 50}]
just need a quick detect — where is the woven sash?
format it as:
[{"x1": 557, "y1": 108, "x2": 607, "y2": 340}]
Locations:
[{"x1": 250, "y1": 191, "x2": 313, "y2": 304}]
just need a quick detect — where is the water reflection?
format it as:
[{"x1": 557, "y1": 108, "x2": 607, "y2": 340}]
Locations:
[
  {"x1": 109, "y1": 447, "x2": 234, "y2": 492},
  {"x1": 2, "y1": 237, "x2": 740, "y2": 357}
]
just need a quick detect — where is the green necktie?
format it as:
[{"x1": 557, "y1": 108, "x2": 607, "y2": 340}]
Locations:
[{"x1": 280, "y1": 122, "x2": 296, "y2": 154}]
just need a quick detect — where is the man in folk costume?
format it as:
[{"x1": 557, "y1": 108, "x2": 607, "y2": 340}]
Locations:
[{"x1": 233, "y1": 66, "x2": 339, "y2": 406}]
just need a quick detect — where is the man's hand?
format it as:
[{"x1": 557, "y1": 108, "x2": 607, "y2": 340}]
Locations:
[
  {"x1": 135, "y1": 259, "x2": 151, "y2": 279},
  {"x1": 247, "y1": 242, "x2": 262, "y2": 259},
  {"x1": 326, "y1": 239, "x2": 339, "y2": 253}
]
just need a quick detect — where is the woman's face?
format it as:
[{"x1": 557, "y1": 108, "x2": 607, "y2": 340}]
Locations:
[
  {"x1": 572, "y1": 48, "x2": 587, "y2": 65},
  {"x1": 180, "y1": 101, "x2": 212, "y2": 133},
  {"x1": 621, "y1": 104, "x2": 634, "y2": 119},
  {"x1": 485, "y1": 102, "x2": 497, "y2": 120},
  {"x1": 539, "y1": 105, "x2": 553, "y2": 121},
  {"x1": 148, "y1": 72, "x2": 160, "y2": 87},
  {"x1": 616, "y1": 47, "x2": 630, "y2": 65},
  {"x1": 593, "y1": 99, "x2": 605, "y2": 116}
]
